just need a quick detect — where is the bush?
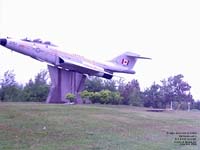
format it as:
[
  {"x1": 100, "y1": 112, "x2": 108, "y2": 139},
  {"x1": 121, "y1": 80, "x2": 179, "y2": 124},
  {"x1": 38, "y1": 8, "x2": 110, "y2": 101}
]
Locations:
[{"x1": 65, "y1": 93, "x2": 76, "y2": 103}]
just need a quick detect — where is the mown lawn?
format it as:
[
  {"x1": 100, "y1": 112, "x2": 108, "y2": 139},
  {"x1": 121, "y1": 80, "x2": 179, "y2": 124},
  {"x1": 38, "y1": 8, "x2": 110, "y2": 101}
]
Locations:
[{"x1": 0, "y1": 103, "x2": 199, "y2": 150}]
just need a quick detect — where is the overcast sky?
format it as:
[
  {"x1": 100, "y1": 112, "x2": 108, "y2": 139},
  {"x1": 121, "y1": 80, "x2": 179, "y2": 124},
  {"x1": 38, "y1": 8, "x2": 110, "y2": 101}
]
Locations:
[{"x1": 0, "y1": 0, "x2": 200, "y2": 100}]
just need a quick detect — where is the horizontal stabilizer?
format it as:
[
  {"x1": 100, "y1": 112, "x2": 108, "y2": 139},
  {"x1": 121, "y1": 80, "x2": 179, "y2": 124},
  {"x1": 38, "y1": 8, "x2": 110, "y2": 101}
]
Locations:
[{"x1": 133, "y1": 56, "x2": 151, "y2": 59}]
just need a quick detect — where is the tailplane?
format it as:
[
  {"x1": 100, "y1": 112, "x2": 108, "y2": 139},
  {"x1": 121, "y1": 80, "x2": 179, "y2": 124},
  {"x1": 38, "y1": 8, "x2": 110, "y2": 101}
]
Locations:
[{"x1": 109, "y1": 51, "x2": 151, "y2": 73}]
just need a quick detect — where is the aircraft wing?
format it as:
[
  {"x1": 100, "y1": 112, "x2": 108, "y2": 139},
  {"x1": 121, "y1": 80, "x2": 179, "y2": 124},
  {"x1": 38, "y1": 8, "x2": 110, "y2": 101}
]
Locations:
[{"x1": 57, "y1": 56, "x2": 112, "y2": 76}]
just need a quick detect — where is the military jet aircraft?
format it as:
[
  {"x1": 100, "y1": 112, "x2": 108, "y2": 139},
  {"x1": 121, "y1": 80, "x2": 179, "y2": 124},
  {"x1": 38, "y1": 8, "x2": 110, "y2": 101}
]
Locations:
[{"x1": 0, "y1": 37, "x2": 150, "y2": 79}]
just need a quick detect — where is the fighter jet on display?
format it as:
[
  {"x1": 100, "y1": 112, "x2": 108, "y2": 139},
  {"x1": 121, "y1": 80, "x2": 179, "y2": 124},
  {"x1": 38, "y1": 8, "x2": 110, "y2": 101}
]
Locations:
[
  {"x1": 0, "y1": 37, "x2": 150, "y2": 79},
  {"x1": 0, "y1": 37, "x2": 151, "y2": 103}
]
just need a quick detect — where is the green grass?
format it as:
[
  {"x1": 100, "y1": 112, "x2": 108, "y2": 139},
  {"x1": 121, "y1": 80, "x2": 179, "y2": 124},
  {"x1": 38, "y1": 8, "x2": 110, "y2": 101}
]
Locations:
[{"x1": 0, "y1": 103, "x2": 199, "y2": 150}]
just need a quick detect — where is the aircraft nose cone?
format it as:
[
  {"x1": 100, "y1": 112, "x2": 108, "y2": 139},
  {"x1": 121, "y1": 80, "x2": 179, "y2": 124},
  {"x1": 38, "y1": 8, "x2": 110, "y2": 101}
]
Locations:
[{"x1": 0, "y1": 38, "x2": 7, "y2": 46}]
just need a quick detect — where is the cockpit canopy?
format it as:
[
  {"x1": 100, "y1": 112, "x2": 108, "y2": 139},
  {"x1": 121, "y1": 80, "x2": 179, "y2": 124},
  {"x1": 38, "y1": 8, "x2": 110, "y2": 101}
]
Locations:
[
  {"x1": 33, "y1": 38, "x2": 42, "y2": 43},
  {"x1": 21, "y1": 38, "x2": 57, "y2": 46}
]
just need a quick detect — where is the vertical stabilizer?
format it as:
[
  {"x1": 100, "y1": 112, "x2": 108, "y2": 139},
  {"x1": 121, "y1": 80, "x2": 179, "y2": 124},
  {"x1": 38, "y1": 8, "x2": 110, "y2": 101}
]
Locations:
[{"x1": 110, "y1": 52, "x2": 140, "y2": 70}]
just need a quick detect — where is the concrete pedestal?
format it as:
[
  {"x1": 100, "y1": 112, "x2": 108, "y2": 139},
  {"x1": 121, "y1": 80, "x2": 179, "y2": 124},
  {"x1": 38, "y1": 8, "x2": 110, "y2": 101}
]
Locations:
[{"x1": 46, "y1": 65, "x2": 86, "y2": 103}]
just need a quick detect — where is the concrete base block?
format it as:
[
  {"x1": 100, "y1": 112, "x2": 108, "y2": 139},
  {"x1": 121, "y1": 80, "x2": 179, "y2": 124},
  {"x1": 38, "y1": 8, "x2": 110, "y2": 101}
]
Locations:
[{"x1": 46, "y1": 65, "x2": 86, "y2": 103}]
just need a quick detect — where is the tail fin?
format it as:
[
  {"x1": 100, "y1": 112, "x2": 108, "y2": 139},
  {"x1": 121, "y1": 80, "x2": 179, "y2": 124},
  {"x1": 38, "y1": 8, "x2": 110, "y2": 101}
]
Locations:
[{"x1": 110, "y1": 51, "x2": 151, "y2": 70}]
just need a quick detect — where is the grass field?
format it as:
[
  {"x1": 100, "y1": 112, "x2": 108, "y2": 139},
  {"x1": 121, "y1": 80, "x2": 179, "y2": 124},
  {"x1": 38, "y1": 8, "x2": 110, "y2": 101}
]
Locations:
[{"x1": 0, "y1": 103, "x2": 199, "y2": 150}]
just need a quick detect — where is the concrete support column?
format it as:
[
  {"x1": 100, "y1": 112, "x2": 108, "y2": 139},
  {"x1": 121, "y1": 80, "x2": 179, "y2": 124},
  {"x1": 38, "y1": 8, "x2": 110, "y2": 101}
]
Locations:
[{"x1": 46, "y1": 65, "x2": 86, "y2": 103}]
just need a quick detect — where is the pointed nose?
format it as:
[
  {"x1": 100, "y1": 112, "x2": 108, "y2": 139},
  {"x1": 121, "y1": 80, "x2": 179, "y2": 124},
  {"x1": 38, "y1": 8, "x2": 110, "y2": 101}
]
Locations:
[{"x1": 0, "y1": 38, "x2": 7, "y2": 46}]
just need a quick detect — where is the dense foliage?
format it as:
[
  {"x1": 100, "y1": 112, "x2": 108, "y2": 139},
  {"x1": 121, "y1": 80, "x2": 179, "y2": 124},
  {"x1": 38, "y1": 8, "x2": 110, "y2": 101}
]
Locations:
[
  {"x1": 0, "y1": 70, "x2": 199, "y2": 110},
  {"x1": 0, "y1": 70, "x2": 49, "y2": 102},
  {"x1": 65, "y1": 93, "x2": 76, "y2": 103},
  {"x1": 83, "y1": 76, "x2": 197, "y2": 110}
]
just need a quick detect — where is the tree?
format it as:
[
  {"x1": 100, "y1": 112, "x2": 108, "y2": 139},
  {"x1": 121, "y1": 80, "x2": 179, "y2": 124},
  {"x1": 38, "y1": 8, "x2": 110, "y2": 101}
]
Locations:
[
  {"x1": 119, "y1": 79, "x2": 141, "y2": 105},
  {"x1": 142, "y1": 74, "x2": 193, "y2": 109},
  {"x1": 103, "y1": 79, "x2": 117, "y2": 92},
  {"x1": 193, "y1": 101, "x2": 200, "y2": 110},
  {"x1": 117, "y1": 78, "x2": 126, "y2": 93},
  {"x1": 35, "y1": 70, "x2": 49, "y2": 85},
  {"x1": 160, "y1": 74, "x2": 193, "y2": 110},
  {"x1": 129, "y1": 90, "x2": 142, "y2": 106},
  {"x1": 143, "y1": 83, "x2": 163, "y2": 108},
  {"x1": 109, "y1": 91, "x2": 122, "y2": 105},
  {"x1": 23, "y1": 70, "x2": 49, "y2": 102},
  {"x1": 0, "y1": 70, "x2": 23, "y2": 101},
  {"x1": 84, "y1": 77, "x2": 118, "y2": 92},
  {"x1": 84, "y1": 77, "x2": 104, "y2": 92}
]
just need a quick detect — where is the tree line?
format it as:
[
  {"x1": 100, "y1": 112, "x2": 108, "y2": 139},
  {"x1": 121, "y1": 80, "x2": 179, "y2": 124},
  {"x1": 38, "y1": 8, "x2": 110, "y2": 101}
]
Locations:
[
  {"x1": 0, "y1": 70, "x2": 200, "y2": 110},
  {"x1": 83, "y1": 75, "x2": 199, "y2": 110},
  {"x1": 0, "y1": 70, "x2": 49, "y2": 102}
]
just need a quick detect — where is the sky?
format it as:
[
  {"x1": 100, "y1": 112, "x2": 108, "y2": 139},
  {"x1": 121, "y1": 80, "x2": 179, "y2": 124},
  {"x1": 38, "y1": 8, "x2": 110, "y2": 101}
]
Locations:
[{"x1": 0, "y1": 0, "x2": 200, "y2": 100}]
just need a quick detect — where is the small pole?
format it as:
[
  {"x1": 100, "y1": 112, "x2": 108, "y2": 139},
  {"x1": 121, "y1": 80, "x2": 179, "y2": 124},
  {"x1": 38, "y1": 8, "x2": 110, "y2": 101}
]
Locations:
[
  {"x1": 188, "y1": 102, "x2": 191, "y2": 112},
  {"x1": 170, "y1": 101, "x2": 173, "y2": 110}
]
